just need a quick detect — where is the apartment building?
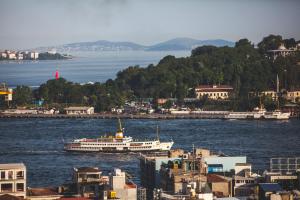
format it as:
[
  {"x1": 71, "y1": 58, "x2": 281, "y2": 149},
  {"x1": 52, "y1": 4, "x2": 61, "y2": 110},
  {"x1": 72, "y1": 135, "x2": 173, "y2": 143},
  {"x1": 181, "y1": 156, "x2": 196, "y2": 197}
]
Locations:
[{"x1": 0, "y1": 163, "x2": 26, "y2": 199}]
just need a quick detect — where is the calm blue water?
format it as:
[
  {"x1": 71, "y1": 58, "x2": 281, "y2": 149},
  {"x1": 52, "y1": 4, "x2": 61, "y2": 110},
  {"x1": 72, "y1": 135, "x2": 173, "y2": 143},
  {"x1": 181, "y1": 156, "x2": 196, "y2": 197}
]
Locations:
[
  {"x1": 0, "y1": 118, "x2": 299, "y2": 187},
  {"x1": 0, "y1": 51, "x2": 190, "y2": 87}
]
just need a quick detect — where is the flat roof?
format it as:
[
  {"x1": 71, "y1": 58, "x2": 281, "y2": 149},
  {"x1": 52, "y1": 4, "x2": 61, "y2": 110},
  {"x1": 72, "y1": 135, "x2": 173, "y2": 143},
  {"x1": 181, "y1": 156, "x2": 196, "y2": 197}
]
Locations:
[
  {"x1": 64, "y1": 107, "x2": 93, "y2": 110},
  {"x1": 0, "y1": 163, "x2": 26, "y2": 170}
]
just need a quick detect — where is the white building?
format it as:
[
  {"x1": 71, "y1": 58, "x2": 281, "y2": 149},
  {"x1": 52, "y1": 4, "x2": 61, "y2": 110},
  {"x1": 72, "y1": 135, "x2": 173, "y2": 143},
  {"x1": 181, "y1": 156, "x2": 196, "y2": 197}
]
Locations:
[
  {"x1": 64, "y1": 107, "x2": 94, "y2": 115},
  {"x1": 7, "y1": 52, "x2": 16, "y2": 60},
  {"x1": 109, "y1": 168, "x2": 137, "y2": 200},
  {"x1": 195, "y1": 85, "x2": 233, "y2": 100},
  {"x1": 0, "y1": 52, "x2": 7, "y2": 59},
  {"x1": 28, "y1": 52, "x2": 39, "y2": 59},
  {"x1": 267, "y1": 44, "x2": 296, "y2": 60},
  {"x1": 0, "y1": 163, "x2": 26, "y2": 199},
  {"x1": 16, "y1": 53, "x2": 23, "y2": 60}
]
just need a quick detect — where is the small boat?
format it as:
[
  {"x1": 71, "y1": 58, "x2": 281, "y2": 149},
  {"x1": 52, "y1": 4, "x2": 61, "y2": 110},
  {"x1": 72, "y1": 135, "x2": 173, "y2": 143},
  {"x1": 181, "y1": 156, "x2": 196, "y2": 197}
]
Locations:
[{"x1": 64, "y1": 119, "x2": 174, "y2": 153}]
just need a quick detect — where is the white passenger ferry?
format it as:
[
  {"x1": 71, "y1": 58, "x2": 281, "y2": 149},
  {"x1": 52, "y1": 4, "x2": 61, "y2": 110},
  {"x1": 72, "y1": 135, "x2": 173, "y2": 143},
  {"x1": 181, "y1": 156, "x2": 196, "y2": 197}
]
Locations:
[{"x1": 64, "y1": 120, "x2": 174, "y2": 152}]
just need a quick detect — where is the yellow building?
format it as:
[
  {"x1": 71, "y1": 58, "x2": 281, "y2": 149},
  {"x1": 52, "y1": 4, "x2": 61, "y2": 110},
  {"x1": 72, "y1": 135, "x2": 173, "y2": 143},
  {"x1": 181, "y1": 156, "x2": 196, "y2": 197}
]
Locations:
[
  {"x1": 195, "y1": 85, "x2": 233, "y2": 100},
  {"x1": 261, "y1": 90, "x2": 277, "y2": 100},
  {"x1": 286, "y1": 90, "x2": 300, "y2": 102}
]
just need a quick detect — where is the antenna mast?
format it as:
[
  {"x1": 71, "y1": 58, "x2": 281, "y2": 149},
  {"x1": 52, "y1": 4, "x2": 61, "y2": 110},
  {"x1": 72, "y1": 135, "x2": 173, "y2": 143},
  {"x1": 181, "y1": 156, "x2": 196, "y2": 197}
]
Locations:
[{"x1": 156, "y1": 125, "x2": 160, "y2": 141}]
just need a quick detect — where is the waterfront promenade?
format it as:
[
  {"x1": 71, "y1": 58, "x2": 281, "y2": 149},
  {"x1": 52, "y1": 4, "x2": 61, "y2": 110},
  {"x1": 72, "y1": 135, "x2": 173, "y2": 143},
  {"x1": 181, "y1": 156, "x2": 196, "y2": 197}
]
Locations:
[{"x1": 0, "y1": 112, "x2": 226, "y2": 119}]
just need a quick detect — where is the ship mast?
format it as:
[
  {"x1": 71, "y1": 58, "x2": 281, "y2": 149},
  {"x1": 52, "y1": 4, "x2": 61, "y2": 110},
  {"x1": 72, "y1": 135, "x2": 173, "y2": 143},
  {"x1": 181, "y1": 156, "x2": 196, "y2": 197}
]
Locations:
[{"x1": 115, "y1": 118, "x2": 124, "y2": 139}]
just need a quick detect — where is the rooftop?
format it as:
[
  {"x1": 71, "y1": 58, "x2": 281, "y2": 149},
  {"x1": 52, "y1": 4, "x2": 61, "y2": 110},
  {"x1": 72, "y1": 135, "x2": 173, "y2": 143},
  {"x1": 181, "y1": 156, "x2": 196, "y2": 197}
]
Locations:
[
  {"x1": 195, "y1": 85, "x2": 233, "y2": 90},
  {"x1": 64, "y1": 107, "x2": 93, "y2": 111},
  {"x1": 0, "y1": 194, "x2": 23, "y2": 200},
  {"x1": 0, "y1": 163, "x2": 26, "y2": 170},
  {"x1": 207, "y1": 174, "x2": 231, "y2": 182},
  {"x1": 27, "y1": 187, "x2": 60, "y2": 196},
  {"x1": 75, "y1": 167, "x2": 100, "y2": 173},
  {"x1": 259, "y1": 183, "x2": 282, "y2": 192}
]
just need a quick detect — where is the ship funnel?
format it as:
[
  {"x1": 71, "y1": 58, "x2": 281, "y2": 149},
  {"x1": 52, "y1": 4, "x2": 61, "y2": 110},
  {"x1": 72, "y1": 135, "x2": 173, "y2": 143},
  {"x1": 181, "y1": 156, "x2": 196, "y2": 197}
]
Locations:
[{"x1": 115, "y1": 119, "x2": 124, "y2": 139}]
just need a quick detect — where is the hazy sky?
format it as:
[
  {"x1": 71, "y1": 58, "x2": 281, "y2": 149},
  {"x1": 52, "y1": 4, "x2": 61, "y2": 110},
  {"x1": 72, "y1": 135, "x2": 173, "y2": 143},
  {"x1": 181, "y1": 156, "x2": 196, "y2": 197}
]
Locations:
[{"x1": 1, "y1": 0, "x2": 300, "y2": 49}]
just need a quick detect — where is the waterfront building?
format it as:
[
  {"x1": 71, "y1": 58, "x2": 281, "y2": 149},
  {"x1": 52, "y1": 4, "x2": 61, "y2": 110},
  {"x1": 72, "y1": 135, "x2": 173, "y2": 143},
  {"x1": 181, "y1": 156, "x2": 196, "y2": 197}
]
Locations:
[
  {"x1": 0, "y1": 52, "x2": 7, "y2": 59},
  {"x1": 261, "y1": 90, "x2": 277, "y2": 100},
  {"x1": 16, "y1": 52, "x2": 23, "y2": 60},
  {"x1": 109, "y1": 168, "x2": 137, "y2": 200},
  {"x1": 0, "y1": 163, "x2": 26, "y2": 199},
  {"x1": 27, "y1": 52, "x2": 39, "y2": 59},
  {"x1": 195, "y1": 85, "x2": 233, "y2": 100},
  {"x1": 65, "y1": 107, "x2": 94, "y2": 115},
  {"x1": 7, "y1": 52, "x2": 16, "y2": 60},
  {"x1": 286, "y1": 90, "x2": 300, "y2": 102}
]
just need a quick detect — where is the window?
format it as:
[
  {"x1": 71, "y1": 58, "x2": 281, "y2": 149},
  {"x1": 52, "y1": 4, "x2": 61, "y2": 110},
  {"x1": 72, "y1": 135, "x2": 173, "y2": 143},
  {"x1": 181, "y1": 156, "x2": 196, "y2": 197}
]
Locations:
[
  {"x1": 17, "y1": 183, "x2": 24, "y2": 191},
  {"x1": 17, "y1": 171, "x2": 24, "y2": 179},
  {"x1": 8, "y1": 171, "x2": 13, "y2": 179},
  {"x1": 1, "y1": 183, "x2": 13, "y2": 192},
  {"x1": 1, "y1": 171, "x2": 5, "y2": 179}
]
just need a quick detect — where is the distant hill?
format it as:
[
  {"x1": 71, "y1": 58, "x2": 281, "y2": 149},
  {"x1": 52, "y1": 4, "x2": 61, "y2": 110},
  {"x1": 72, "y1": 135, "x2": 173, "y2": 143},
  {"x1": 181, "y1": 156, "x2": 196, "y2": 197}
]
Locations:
[
  {"x1": 147, "y1": 38, "x2": 234, "y2": 51},
  {"x1": 32, "y1": 38, "x2": 234, "y2": 53}
]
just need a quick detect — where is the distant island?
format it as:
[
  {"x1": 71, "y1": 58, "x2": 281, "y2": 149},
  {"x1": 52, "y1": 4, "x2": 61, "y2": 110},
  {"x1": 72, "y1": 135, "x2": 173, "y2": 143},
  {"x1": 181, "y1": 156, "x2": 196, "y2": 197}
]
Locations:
[
  {"x1": 0, "y1": 50, "x2": 71, "y2": 61},
  {"x1": 32, "y1": 37, "x2": 235, "y2": 53}
]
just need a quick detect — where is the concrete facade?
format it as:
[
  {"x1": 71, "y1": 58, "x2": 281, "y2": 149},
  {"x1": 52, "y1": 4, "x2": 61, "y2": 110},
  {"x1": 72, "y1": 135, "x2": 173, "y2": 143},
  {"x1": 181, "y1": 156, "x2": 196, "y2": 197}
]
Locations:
[{"x1": 0, "y1": 163, "x2": 26, "y2": 199}]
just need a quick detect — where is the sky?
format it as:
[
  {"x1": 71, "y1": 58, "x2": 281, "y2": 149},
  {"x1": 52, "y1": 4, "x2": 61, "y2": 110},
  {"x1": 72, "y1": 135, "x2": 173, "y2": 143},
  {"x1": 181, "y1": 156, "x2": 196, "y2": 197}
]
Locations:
[{"x1": 1, "y1": 0, "x2": 300, "y2": 49}]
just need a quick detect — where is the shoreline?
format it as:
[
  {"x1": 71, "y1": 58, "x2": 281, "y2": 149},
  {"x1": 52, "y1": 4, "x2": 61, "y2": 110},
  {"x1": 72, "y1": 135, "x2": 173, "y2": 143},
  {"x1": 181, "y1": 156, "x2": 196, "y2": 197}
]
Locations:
[{"x1": 0, "y1": 113, "x2": 298, "y2": 119}]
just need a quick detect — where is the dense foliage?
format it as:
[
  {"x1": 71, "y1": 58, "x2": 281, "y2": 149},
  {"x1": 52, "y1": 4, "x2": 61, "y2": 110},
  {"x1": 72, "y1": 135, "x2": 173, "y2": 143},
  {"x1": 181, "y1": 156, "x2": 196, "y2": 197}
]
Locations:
[
  {"x1": 38, "y1": 52, "x2": 68, "y2": 60},
  {"x1": 1, "y1": 35, "x2": 300, "y2": 111}
]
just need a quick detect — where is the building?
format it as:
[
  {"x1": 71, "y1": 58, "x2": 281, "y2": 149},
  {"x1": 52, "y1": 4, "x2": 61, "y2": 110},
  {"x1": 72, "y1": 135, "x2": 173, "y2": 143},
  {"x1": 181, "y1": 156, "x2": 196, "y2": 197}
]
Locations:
[
  {"x1": 109, "y1": 168, "x2": 137, "y2": 200},
  {"x1": 139, "y1": 150, "x2": 183, "y2": 199},
  {"x1": 16, "y1": 53, "x2": 23, "y2": 60},
  {"x1": 286, "y1": 90, "x2": 300, "y2": 102},
  {"x1": 0, "y1": 163, "x2": 26, "y2": 199},
  {"x1": 267, "y1": 44, "x2": 297, "y2": 60},
  {"x1": 195, "y1": 85, "x2": 233, "y2": 100},
  {"x1": 207, "y1": 174, "x2": 233, "y2": 197},
  {"x1": 203, "y1": 156, "x2": 247, "y2": 173},
  {"x1": 261, "y1": 91, "x2": 277, "y2": 100},
  {"x1": 7, "y1": 52, "x2": 16, "y2": 60},
  {"x1": 264, "y1": 172, "x2": 298, "y2": 191},
  {"x1": 257, "y1": 183, "x2": 283, "y2": 200},
  {"x1": 0, "y1": 52, "x2": 7, "y2": 59},
  {"x1": 233, "y1": 163, "x2": 256, "y2": 197},
  {"x1": 27, "y1": 52, "x2": 39, "y2": 59},
  {"x1": 73, "y1": 167, "x2": 103, "y2": 198},
  {"x1": 27, "y1": 187, "x2": 62, "y2": 200},
  {"x1": 65, "y1": 107, "x2": 94, "y2": 115},
  {"x1": 159, "y1": 156, "x2": 207, "y2": 194}
]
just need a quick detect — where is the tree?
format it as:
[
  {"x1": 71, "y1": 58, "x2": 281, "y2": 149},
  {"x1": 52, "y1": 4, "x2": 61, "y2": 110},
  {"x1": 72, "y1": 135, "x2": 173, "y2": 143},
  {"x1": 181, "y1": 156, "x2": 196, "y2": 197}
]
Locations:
[
  {"x1": 13, "y1": 86, "x2": 32, "y2": 106},
  {"x1": 258, "y1": 34, "x2": 283, "y2": 53}
]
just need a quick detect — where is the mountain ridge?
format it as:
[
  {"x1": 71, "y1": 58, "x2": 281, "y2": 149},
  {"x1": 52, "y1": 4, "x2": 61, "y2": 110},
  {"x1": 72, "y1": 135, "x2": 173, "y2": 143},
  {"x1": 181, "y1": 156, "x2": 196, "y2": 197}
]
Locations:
[{"x1": 32, "y1": 37, "x2": 235, "y2": 52}]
